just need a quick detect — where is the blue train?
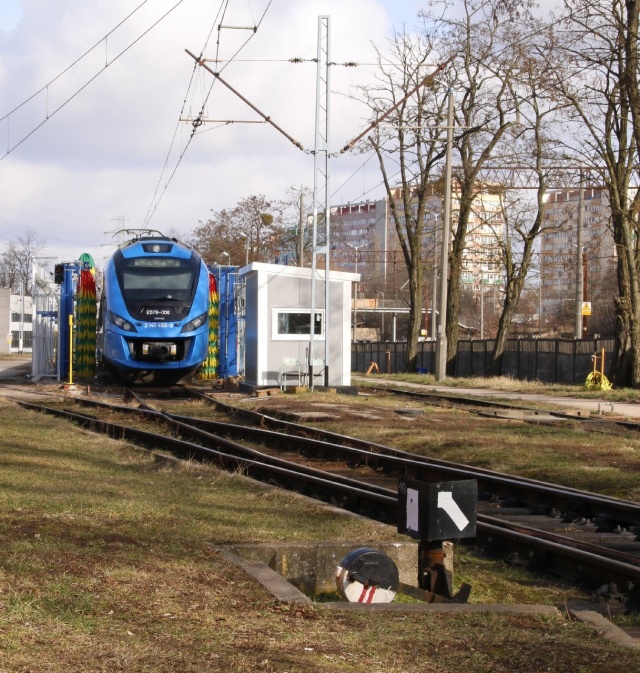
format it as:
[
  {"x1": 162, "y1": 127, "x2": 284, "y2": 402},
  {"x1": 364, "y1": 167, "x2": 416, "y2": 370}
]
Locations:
[{"x1": 98, "y1": 233, "x2": 210, "y2": 385}]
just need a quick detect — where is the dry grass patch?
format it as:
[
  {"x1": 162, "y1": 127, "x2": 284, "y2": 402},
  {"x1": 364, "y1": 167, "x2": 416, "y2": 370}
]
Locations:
[
  {"x1": 249, "y1": 390, "x2": 640, "y2": 501},
  {"x1": 2, "y1": 397, "x2": 640, "y2": 672}
]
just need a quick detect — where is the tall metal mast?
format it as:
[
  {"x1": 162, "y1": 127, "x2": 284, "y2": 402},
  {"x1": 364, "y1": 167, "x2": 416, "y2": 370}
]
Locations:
[{"x1": 309, "y1": 15, "x2": 331, "y2": 390}]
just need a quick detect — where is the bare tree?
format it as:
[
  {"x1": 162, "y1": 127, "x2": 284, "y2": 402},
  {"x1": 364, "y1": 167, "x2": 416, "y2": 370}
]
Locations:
[
  {"x1": 0, "y1": 230, "x2": 46, "y2": 294},
  {"x1": 189, "y1": 209, "x2": 243, "y2": 265},
  {"x1": 487, "y1": 30, "x2": 568, "y2": 374},
  {"x1": 236, "y1": 195, "x2": 279, "y2": 264},
  {"x1": 551, "y1": 0, "x2": 640, "y2": 386},
  {"x1": 189, "y1": 195, "x2": 282, "y2": 267},
  {"x1": 357, "y1": 24, "x2": 449, "y2": 371},
  {"x1": 423, "y1": 0, "x2": 534, "y2": 373},
  {"x1": 273, "y1": 186, "x2": 313, "y2": 267}
]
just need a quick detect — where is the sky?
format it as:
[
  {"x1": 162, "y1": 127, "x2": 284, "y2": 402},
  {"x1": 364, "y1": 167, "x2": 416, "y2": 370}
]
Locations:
[{"x1": 0, "y1": 0, "x2": 425, "y2": 269}]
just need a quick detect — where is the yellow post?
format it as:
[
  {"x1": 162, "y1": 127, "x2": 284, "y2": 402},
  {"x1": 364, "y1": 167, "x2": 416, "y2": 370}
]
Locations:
[
  {"x1": 68, "y1": 314, "x2": 74, "y2": 385},
  {"x1": 601, "y1": 348, "x2": 605, "y2": 378}
]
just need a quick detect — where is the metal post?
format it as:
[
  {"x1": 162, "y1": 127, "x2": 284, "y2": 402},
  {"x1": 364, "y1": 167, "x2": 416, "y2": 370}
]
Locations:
[
  {"x1": 353, "y1": 283, "x2": 357, "y2": 343},
  {"x1": 431, "y1": 214, "x2": 438, "y2": 341},
  {"x1": 58, "y1": 264, "x2": 75, "y2": 382},
  {"x1": 480, "y1": 273, "x2": 484, "y2": 340},
  {"x1": 539, "y1": 266, "x2": 542, "y2": 337},
  {"x1": 575, "y1": 171, "x2": 584, "y2": 339},
  {"x1": 582, "y1": 250, "x2": 588, "y2": 337},
  {"x1": 19, "y1": 281, "x2": 24, "y2": 354},
  {"x1": 309, "y1": 16, "x2": 331, "y2": 390},
  {"x1": 298, "y1": 192, "x2": 305, "y2": 267},
  {"x1": 417, "y1": 540, "x2": 453, "y2": 599},
  {"x1": 347, "y1": 242, "x2": 363, "y2": 343},
  {"x1": 436, "y1": 88, "x2": 454, "y2": 380},
  {"x1": 68, "y1": 314, "x2": 74, "y2": 385}
]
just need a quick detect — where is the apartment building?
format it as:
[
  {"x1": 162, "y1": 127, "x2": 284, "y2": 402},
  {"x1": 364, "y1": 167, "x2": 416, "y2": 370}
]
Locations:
[
  {"x1": 331, "y1": 187, "x2": 504, "y2": 293},
  {"x1": 541, "y1": 186, "x2": 616, "y2": 322},
  {"x1": 330, "y1": 199, "x2": 388, "y2": 281}
]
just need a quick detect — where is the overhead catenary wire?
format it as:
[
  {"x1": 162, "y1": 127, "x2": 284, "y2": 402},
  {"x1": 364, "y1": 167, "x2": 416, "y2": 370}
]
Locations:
[
  {"x1": 330, "y1": 5, "x2": 609, "y2": 200},
  {"x1": 3, "y1": 2, "x2": 609, "y2": 236},
  {"x1": 143, "y1": 0, "x2": 275, "y2": 227},
  {"x1": 337, "y1": 56, "x2": 457, "y2": 156},
  {"x1": 141, "y1": 0, "x2": 232, "y2": 228},
  {"x1": 151, "y1": 4, "x2": 627, "y2": 234},
  {"x1": 0, "y1": 0, "x2": 152, "y2": 124},
  {"x1": 1, "y1": 0, "x2": 187, "y2": 162}
]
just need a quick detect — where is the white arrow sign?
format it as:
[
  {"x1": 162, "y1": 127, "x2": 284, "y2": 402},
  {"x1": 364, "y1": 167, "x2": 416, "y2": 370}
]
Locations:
[{"x1": 437, "y1": 491, "x2": 470, "y2": 531}]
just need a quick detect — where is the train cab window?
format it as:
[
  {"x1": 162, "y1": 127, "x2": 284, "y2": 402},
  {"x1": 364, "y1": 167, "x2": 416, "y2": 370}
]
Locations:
[
  {"x1": 114, "y1": 254, "x2": 198, "y2": 301},
  {"x1": 272, "y1": 309, "x2": 324, "y2": 340}
]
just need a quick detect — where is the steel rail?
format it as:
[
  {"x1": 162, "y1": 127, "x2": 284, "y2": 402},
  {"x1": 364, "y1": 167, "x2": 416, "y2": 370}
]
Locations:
[
  {"x1": 176, "y1": 388, "x2": 640, "y2": 526},
  {"x1": 476, "y1": 519, "x2": 640, "y2": 587},
  {"x1": 170, "y1": 411, "x2": 640, "y2": 524},
  {"x1": 16, "y1": 398, "x2": 640, "y2": 590},
  {"x1": 182, "y1": 388, "x2": 625, "y2": 493},
  {"x1": 479, "y1": 514, "x2": 640, "y2": 568},
  {"x1": 362, "y1": 384, "x2": 640, "y2": 432},
  {"x1": 16, "y1": 400, "x2": 397, "y2": 519},
  {"x1": 54, "y1": 391, "x2": 640, "y2": 532}
]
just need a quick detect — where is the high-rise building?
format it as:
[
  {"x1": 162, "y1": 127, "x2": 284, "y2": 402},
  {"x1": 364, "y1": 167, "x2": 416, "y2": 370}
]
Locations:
[
  {"x1": 331, "y1": 186, "x2": 504, "y2": 293},
  {"x1": 329, "y1": 186, "x2": 505, "y2": 338},
  {"x1": 541, "y1": 186, "x2": 617, "y2": 330},
  {"x1": 330, "y1": 199, "x2": 388, "y2": 281}
]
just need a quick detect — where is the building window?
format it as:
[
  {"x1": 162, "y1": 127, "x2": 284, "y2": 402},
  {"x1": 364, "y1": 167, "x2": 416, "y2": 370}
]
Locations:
[
  {"x1": 272, "y1": 309, "x2": 324, "y2": 341},
  {"x1": 10, "y1": 331, "x2": 33, "y2": 348},
  {"x1": 11, "y1": 312, "x2": 32, "y2": 323}
]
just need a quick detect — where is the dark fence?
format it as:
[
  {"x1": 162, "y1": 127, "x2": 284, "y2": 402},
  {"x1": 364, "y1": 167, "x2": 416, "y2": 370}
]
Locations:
[{"x1": 352, "y1": 337, "x2": 615, "y2": 385}]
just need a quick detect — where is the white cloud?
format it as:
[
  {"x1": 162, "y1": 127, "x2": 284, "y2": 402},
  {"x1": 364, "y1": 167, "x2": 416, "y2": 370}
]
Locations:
[
  {"x1": 0, "y1": 0, "x2": 414, "y2": 263},
  {"x1": 0, "y1": 0, "x2": 22, "y2": 32}
]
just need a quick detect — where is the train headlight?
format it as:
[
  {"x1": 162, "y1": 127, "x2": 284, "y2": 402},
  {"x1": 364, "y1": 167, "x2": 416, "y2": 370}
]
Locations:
[
  {"x1": 108, "y1": 311, "x2": 138, "y2": 332},
  {"x1": 180, "y1": 312, "x2": 208, "y2": 333}
]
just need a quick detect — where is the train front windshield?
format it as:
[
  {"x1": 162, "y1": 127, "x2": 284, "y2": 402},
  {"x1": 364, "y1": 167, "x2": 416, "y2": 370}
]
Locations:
[{"x1": 115, "y1": 256, "x2": 199, "y2": 303}]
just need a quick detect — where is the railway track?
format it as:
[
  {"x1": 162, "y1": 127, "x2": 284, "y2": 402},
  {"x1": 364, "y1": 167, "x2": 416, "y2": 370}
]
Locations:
[
  {"x1": 365, "y1": 382, "x2": 640, "y2": 433},
  {"x1": 12, "y1": 386, "x2": 640, "y2": 610}
]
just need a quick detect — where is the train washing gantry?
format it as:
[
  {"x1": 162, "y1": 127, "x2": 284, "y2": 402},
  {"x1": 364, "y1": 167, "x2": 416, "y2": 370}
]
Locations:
[{"x1": 98, "y1": 231, "x2": 210, "y2": 385}]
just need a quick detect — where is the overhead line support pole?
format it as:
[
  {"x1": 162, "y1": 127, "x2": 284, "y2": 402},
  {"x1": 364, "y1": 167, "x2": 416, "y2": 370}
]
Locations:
[
  {"x1": 575, "y1": 169, "x2": 584, "y2": 339},
  {"x1": 309, "y1": 16, "x2": 331, "y2": 390},
  {"x1": 436, "y1": 88, "x2": 454, "y2": 381}
]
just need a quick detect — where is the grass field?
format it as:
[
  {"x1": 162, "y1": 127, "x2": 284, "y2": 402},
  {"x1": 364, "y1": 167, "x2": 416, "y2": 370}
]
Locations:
[{"x1": 1, "y1": 394, "x2": 640, "y2": 672}]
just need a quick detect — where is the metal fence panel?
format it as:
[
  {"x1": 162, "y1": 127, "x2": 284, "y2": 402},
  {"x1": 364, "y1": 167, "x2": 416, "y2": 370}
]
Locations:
[{"x1": 352, "y1": 337, "x2": 616, "y2": 384}]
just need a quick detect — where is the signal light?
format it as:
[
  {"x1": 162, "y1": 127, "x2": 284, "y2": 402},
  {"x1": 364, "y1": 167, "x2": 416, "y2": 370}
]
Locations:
[{"x1": 54, "y1": 264, "x2": 64, "y2": 284}]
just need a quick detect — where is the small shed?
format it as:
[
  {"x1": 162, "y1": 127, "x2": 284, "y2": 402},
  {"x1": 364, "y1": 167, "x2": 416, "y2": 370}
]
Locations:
[{"x1": 239, "y1": 262, "x2": 358, "y2": 389}]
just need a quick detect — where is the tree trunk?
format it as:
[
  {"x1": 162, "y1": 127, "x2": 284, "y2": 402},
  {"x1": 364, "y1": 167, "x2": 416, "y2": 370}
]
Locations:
[{"x1": 488, "y1": 278, "x2": 525, "y2": 376}]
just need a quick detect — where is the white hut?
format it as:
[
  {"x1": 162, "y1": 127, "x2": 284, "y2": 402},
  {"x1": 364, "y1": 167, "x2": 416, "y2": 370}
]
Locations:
[{"x1": 239, "y1": 262, "x2": 358, "y2": 390}]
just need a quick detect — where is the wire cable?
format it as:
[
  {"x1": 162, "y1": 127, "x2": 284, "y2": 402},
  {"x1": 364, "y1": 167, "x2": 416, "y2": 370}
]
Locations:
[
  {"x1": 141, "y1": 0, "x2": 231, "y2": 228},
  {"x1": 1, "y1": 0, "x2": 186, "y2": 162},
  {"x1": 142, "y1": 0, "x2": 275, "y2": 227},
  {"x1": 0, "y1": 0, "x2": 151, "y2": 123}
]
